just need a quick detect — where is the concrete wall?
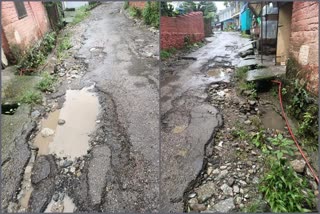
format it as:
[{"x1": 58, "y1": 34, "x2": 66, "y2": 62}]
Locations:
[
  {"x1": 289, "y1": 1, "x2": 319, "y2": 94},
  {"x1": 161, "y1": 12, "x2": 205, "y2": 49},
  {"x1": 62, "y1": 1, "x2": 88, "y2": 9},
  {"x1": 1, "y1": 1, "x2": 50, "y2": 58},
  {"x1": 276, "y1": 3, "x2": 293, "y2": 65}
]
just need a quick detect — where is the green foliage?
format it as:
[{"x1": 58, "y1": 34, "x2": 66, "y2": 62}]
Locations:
[
  {"x1": 241, "y1": 31, "x2": 251, "y2": 39},
  {"x1": 160, "y1": 48, "x2": 176, "y2": 60},
  {"x1": 15, "y1": 32, "x2": 57, "y2": 73},
  {"x1": 160, "y1": 2, "x2": 176, "y2": 17},
  {"x1": 57, "y1": 34, "x2": 72, "y2": 60},
  {"x1": 297, "y1": 105, "x2": 318, "y2": 140},
  {"x1": 36, "y1": 72, "x2": 57, "y2": 92},
  {"x1": 129, "y1": 6, "x2": 142, "y2": 18},
  {"x1": 267, "y1": 134, "x2": 295, "y2": 159},
  {"x1": 142, "y1": 2, "x2": 160, "y2": 28},
  {"x1": 19, "y1": 90, "x2": 42, "y2": 105},
  {"x1": 124, "y1": 1, "x2": 129, "y2": 10},
  {"x1": 72, "y1": 5, "x2": 90, "y2": 25},
  {"x1": 259, "y1": 158, "x2": 315, "y2": 212},
  {"x1": 235, "y1": 66, "x2": 249, "y2": 80}
]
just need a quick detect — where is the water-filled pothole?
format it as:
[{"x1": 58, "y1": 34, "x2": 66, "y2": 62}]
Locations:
[{"x1": 33, "y1": 85, "x2": 100, "y2": 160}]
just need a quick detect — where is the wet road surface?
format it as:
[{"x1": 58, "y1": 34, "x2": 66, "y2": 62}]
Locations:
[{"x1": 160, "y1": 32, "x2": 250, "y2": 212}]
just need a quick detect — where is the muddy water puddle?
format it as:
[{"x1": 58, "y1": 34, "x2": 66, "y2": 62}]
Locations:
[
  {"x1": 260, "y1": 106, "x2": 286, "y2": 131},
  {"x1": 44, "y1": 194, "x2": 76, "y2": 213},
  {"x1": 206, "y1": 68, "x2": 230, "y2": 82},
  {"x1": 33, "y1": 86, "x2": 99, "y2": 159}
]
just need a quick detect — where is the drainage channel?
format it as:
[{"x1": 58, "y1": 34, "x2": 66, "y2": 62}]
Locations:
[{"x1": 16, "y1": 85, "x2": 100, "y2": 212}]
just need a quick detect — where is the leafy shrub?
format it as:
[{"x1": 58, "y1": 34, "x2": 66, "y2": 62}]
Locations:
[
  {"x1": 142, "y1": 2, "x2": 159, "y2": 28},
  {"x1": 259, "y1": 158, "x2": 315, "y2": 212},
  {"x1": 129, "y1": 6, "x2": 142, "y2": 18},
  {"x1": 36, "y1": 72, "x2": 57, "y2": 92},
  {"x1": 19, "y1": 90, "x2": 42, "y2": 105}
]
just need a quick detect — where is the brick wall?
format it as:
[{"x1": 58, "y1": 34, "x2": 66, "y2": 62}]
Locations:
[
  {"x1": 289, "y1": 1, "x2": 319, "y2": 94},
  {"x1": 1, "y1": 1, "x2": 50, "y2": 57},
  {"x1": 129, "y1": 1, "x2": 146, "y2": 9},
  {"x1": 161, "y1": 12, "x2": 205, "y2": 49}
]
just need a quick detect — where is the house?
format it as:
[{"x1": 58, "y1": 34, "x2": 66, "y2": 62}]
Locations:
[
  {"x1": 1, "y1": 1, "x2": 51, "y2": 63},
  {"x1": 240, "y1": 3, "x2": 252, "y2": 33},
  {"x1": 218, "y1": 2, "x2": 244, "y2": 31}
]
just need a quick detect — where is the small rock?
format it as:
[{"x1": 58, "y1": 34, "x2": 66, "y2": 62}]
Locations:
[
  {"x1": 58, "y1": 119, "x2": 66, "y2": 125},
  {"x1": 227, "y1": 178, "x2": 235, "y2": 186},
  {"x1": 62, "y1": 160, "x2": 73, "y2": 168},
  {"x1": 190, "y1": 203, "x2": 206, "y2": 212},
  {"x1": 58, "y1": 72, "x2": 65, "y2": 77},
  {"x1": 211, "y1": 198, "x2": 235, "y2": 212},
  {"x1": 189, "y1": 198, "x2": 198, "y2": 205},
  {"x1": 31, "y1": 110, "x2": 41, "y2": 118},
  {"x1": 244, "y1": 194, "x2": 249, "y2": 199},
  {"x1": 41, "y1": 128, "x2": 55, "y2": 137},
  {"x1": 188, "y1": 193, "x2": 196, "y2": 198},
  {"x1": 248, "y1": 100, "x2": 256, "y2": 105},
  {"x1": 220, "y1": 183, "x2": 233, "y2": 196},
  {"x1": 233, "y1": 185, "x2": 240, "y2": 194},
  {"x1": 52, "y1": 193, "x2": 59, "y2": 202},
  {"x1": 207, "y1": 167, "x2": 213, "y2": 175},
  {"x1": 290, "y1": 159, "x2": 306, "y2": 173},
  {"x1": 59, "y1": 192, "x2": 65, "y2": 201},
  {"x1": 244, "y1": 120, "x2": 252, "y2": 125}
]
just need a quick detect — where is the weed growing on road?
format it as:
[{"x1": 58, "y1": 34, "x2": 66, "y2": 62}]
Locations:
[
  {"x1": 160, "y1": 48, "x2": 177, "y2": 60},
  {"x1": 241, "y1": 199, "x2": 266, "y2": 213},
  {"x1": 72, "y1": 6, "x2": 90, "y2": 25},
  {"x1": 36, "y1": 72, "x2": 57, "y2": 92},
  {"x1": 57, "y1": 34, "x2": 72, "y2": 60},
  {"x1": 235, "y1": 66, "x2": 249, "y2": 80},
  {"x1": 19, "y1": 90, "x2": 42, "y2": 105},
  {"x1": 259, "y1": 158, "x2": 315, "y2": 212}
]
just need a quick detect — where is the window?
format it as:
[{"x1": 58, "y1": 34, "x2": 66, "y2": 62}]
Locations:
[{"x1": 14, "y1": 1, "x2": 27, "y2": 19}]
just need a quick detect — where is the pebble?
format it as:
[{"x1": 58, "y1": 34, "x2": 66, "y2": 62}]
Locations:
[
  {"x1": 41, "y1": 128, "x2": 55, "y2": 137},
  {"x1": 188, "y1": 193, "x2": 196, "y2": 198},
  {"x1": 227, "y1": 178, "x2": 235, "y2": 186},
  {"x1": 190, "y1": 203, "x2": 206, "y2": 212},
  {"x1": 233, "y1": 185, "x2": 240, "y2": 193},
  {"x1": 58, "y1": 119, "x2": 66, "y2": 125},
  {"x1": 52, "y1": 193, "x2": 59, "y2": 202}
]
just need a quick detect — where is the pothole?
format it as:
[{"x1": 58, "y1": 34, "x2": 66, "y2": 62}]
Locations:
[
  {"x1": 48, "y1": 85, "x2": 100, "y2": 160},
  {"x1": 33, "y1": 84, "x2": 100, "y2": 159}
]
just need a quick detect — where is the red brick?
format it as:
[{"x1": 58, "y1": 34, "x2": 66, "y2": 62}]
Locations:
[{"x1": 161, "y1": 12, "x2": 205, "y2": 49}]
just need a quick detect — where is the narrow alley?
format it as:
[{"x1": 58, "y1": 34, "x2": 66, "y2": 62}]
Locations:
[
  {"x1": 161, "y1": 30, "x2": 318, "y2": 213},
  {"x1": 2, "y1": 2, "x2": 159, "y2": 212}
]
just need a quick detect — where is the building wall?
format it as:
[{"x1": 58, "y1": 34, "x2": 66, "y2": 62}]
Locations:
[
  {"x1": 1, "y1": 1, "x2": 50, "y2": 57},
  {"x1": 289, "y1": 1, "x2": 319, "y2": 94},
  {"x1": 161, "y1": 12, "x2": 205, "y2": 49},
  {"x1": 129, "y1": 1, "x2": 146, "y2": 9}
]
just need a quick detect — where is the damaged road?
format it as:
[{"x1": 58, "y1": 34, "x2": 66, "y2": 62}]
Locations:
[
  {"x1": 160, "y1": 32, "x2": 251, "y2": 212},
  {"x1": 3, "y1": 2, "x2": 159, "y2": 213}
]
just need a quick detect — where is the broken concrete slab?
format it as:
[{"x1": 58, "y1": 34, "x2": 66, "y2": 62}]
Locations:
[
  {"x1": 236, "y1": 59, "x2": 262, "y2": 68},
  {"x1": 245, "y1": 65, "x2": 286, "y2": 82}
]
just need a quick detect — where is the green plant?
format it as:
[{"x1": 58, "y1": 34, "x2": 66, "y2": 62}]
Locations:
[
  {"x1": 235, "y1": 66, "x2": 249, "y2": 80},
  {"x1": 259, "y1": 158, "x2": 315, "y2": 212},
  {"x1": 72, "y1": 5, "x2": 90, "y2": 25},
  {"x1": 267, "y1": 134, "x2": 295, "y2": 159},
  {"x1": 297, "y1": 105, "x2": 318, "y2": 142},
  {"x1": 57, "y1": 34, "x2": 72, "y2": 60},
  {"x1": 160, "y1": 48, "x2": 176, "y2": 60},
  {"x1": 19, "y1": 90, "x2": 42, "y2": 105},
  {"x1": 129, "y1": 6, "x2": 142, "y2": 18},
  {"x1": 36, "y1": 72, "x2": 57, "y2": 92},
  {"x1": 142, "y1": 1, "x2": 160, "y2": 28},
  {"x1": 160, "y1": 2, "x2": 176, "y2": 17},
  {"x1": 124, "y1": 1, "x2": 129, "y2": 10}
]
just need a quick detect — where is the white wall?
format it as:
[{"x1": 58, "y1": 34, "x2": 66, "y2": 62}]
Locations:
[{"x1": 63, "y1": 1, "x2": 88, "y2": 10}]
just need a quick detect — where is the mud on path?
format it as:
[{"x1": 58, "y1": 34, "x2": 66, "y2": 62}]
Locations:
[
  {"x1": 160, "y1": 31, "x2": 318, "y2": 212},
  {"x1": 4, "y1": 2, "x2": 159, "y2": 213}
]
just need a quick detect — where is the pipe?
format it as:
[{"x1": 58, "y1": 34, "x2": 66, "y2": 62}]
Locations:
[{"x1": 272, "y1": 80, "x2": 319, "y2": 184}]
